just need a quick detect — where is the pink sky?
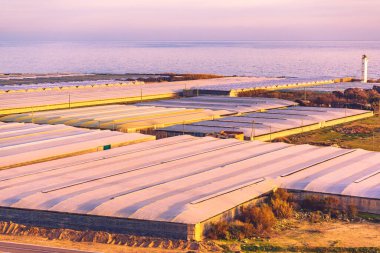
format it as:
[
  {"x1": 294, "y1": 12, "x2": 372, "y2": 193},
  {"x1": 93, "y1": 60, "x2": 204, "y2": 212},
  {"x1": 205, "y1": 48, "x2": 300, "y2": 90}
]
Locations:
[{"x1": 1, "y1": 0, "x2": 379, "y2": 41}]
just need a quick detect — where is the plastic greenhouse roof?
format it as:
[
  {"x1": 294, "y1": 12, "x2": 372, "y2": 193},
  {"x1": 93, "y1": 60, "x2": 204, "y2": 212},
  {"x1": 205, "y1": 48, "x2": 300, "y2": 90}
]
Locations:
[
  {"x1": 0, "y1": 122, "x2": 155, "y2": 169},
  {"x1": 0, "y1": 135, "x2": 377, "y2": 225},
  {"x1": 160, "y1": 106, "x2": 371, "y2": 137}
]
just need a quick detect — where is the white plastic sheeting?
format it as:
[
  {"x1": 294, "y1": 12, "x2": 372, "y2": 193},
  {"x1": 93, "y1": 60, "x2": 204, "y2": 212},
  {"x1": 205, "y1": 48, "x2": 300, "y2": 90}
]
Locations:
[
  {"x1": 138, "y1": 96, "x2": 297, "y2": 114},
  {"x1": 160, "y1": 107, "x2": 371, "y2": 138},
  {"x1": 280, "y1": 149, "x2": 380, "y2": 199},
  {"x1": 0, "y1": 122, "x2": 155, "y2": 169},
  {"x1": 0, "y1": 105, "x2": 226, "y2": 132},
  {"x1": 0, "y1": 77, "x2": 273, "y2": 110},
  {"x1": 0, "y1": 135, "x2": 377, "y2": 225}
]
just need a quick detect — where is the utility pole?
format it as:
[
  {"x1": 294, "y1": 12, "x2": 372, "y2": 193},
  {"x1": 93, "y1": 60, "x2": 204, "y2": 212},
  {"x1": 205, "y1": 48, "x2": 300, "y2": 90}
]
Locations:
[
  {"x1": 250, "y1": 120, "x2": 255, "y2": 141},
  {"x1": 269, "y1": 125, "x2": 272, "y2": 141}
]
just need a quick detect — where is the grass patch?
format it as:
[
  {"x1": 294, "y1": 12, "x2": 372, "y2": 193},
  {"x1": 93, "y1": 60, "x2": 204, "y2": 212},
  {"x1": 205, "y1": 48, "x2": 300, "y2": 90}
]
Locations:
[
  {"x1": 286, "y1": 116, "x2": 380, "y2": 151},
  {"x1": 357, "y1": 213, "x2": 380, "y2": 223}
]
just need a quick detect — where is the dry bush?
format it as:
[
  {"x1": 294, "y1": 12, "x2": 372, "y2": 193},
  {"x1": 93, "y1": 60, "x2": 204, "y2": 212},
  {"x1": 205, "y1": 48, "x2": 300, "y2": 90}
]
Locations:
[
  {"x1": 226, "y1": 221, "x2": 255, "y2": 240},
  {"x1": 271, "y1": 198, "x2": 294, "y2": 219},
  {"x1": 205, "y1": 222, "x2": 229, "y2": 240},
  {"x1": 272, "y1": 188, "x2": 292, "y2": 202},
  {"x1": 205, "y1": 221, "x2": 255, "y2": 240},
  {"x1": 300, "y1": 195, "x2": 344, "y2": 219},
  {"x1": 309, "y1": 211, "x2": 323, "y2": 223},
  {"x1": 270, "y1": 189, "x2": 294, "y2": 219},
  {"x1": 240, "y1": 204, "x2": 277, "y2": 235}
]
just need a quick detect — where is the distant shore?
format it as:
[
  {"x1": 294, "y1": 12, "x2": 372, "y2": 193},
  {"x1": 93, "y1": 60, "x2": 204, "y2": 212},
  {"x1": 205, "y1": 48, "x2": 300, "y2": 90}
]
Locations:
[{"x1": 0, "y1": 73, "x2": 226, "y2": 86}]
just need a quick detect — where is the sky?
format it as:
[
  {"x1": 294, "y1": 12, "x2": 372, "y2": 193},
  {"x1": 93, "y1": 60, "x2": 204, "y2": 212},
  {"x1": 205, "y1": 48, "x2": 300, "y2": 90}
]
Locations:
[{"x1": 1, "y1": 0, "x2": 380, "y2": 41}]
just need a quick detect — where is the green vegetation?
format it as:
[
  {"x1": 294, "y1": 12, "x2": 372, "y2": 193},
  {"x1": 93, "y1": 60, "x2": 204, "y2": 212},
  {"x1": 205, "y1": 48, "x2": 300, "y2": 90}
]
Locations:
[{"x1": 357, "y1": 213, "x2": 380, "y2": 223}]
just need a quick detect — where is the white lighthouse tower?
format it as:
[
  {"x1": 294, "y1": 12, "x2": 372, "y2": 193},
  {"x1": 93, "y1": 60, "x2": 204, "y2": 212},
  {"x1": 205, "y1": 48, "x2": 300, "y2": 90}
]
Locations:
[{"x1": 362, "y1": 54, "x2": 368, "y2": 83}]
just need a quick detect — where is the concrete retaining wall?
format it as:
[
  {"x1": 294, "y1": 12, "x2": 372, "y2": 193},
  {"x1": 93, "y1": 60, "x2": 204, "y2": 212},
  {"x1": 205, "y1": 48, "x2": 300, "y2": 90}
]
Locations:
[
  {"x1": 0, "y1": 207, "x2": 191, "y2": 240},
  {"x1": 0, "y1": 194, "x2": 272, "y2": 241}
]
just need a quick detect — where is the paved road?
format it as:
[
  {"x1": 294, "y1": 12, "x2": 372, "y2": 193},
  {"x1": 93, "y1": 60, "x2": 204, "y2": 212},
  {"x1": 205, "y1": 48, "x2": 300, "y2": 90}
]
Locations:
[{"x1": 0, "y1": 241, "x2": 101, "y2": 253}]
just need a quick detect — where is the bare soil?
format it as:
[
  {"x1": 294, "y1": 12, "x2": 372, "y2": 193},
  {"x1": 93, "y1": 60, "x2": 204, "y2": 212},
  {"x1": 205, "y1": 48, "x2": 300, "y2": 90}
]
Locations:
[{"x1": 1, "y1": 220, "x2": 379, "y2": 252}]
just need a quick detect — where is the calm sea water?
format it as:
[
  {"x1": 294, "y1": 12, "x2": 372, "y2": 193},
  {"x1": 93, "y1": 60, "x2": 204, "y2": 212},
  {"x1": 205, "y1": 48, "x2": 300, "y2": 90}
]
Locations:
[{"x1": 0, "y1": 41, "x2": 379, "y2": 78}]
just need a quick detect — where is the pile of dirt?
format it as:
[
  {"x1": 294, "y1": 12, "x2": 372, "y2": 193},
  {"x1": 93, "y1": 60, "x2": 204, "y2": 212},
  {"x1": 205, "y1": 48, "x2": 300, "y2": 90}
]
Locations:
[
  {"x1": 0, "y1": 221, "x2": 199, "y2": 250},
  {"x1": 334, "y1": 125, "x2": 372, "y2": 135}
]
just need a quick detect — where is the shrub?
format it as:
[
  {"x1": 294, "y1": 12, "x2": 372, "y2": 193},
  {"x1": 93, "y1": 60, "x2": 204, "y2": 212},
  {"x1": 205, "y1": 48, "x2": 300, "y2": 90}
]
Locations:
[
  {"x1": 205, "y1": 221, "x2": 255, "y2": 240},
  {"x1": 205, "y1": 222, "x2": 229, "y2": 240},
  {"x1": 272, "y1": 188, "x2": 291, "y2": 202},
  {"x1": 271, "y1": 197, "x2": 294, "y2": 219},
  {"x1": 227, "y1": 221, "x2": 255, "y2": 240},
  {"x1": 240, "y1": 204, "x2": 277, "y2": 235},
  {"x1": 344, "y1": 88, "x2": 369, "y2": 101},
  {"x1": 309, "y1": 211, "x2": 323, "y2": 223},
  {"x1": 300, "y1": 195, "x2": 340, "y2": 214}
]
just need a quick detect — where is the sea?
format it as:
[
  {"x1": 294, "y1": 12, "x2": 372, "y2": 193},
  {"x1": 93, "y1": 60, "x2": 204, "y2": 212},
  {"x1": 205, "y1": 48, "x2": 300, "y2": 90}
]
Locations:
[{"x1": 0, "y1": 41, "x2": 379, "y2": 79}]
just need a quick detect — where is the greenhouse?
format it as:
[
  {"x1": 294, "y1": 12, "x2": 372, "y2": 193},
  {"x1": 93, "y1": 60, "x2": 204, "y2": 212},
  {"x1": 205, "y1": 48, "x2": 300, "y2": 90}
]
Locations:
[
  {"x1": 0, "y1": 105, "x2": 225, "y2": 132},
  {"x1": 0, "y1": 136, "x2": 378, "y2": 240},
  {"x1": 138, "y1": 96, "x2": 296, "y2": 114},
  {"x1": 0, "y1": 122, "x2": 154, "y2": 169},
  {"x1": 0, "y1": 76, "x2": 338, "y2": 114},
  {"x1": 158, "y1": 107, "x2": 373, "y2": 141}
]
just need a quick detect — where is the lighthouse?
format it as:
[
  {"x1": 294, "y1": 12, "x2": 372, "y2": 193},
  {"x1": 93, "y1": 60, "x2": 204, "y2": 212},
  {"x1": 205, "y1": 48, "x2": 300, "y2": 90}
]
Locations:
[{"x1": 362, "y1": 55, "x2": 368, "y2": 83}]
